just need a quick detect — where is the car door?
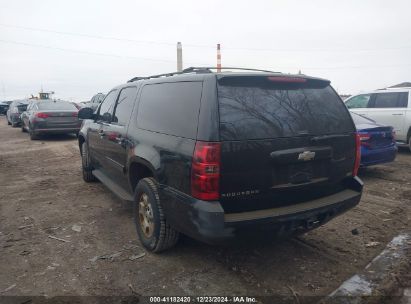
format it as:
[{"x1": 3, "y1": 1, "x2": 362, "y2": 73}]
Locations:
[
  {"x1": 367, "y1": 92, "x2": 408, "y2": 141},
  {"x1": 101, "y1": 86, "x2": 138, "y2": 188},
  {"x1": 344, "y1": 94, "x2": 372, "y2": 117},
  {"x1": 87, "y1": 90, "x2": 118, "y2": 169}
]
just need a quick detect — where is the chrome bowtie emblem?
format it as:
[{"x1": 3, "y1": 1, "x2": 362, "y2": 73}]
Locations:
[{"x1": 298, "y1": 151, "x2": 316, "y2": 161}]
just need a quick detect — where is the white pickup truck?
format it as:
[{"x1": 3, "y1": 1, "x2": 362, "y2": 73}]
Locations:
[{"x1": 345, "y1": 87, "x2": 411, "y2": 151}]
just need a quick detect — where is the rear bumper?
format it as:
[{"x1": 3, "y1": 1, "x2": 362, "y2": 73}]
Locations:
[
  {"x1": 396, "y1": 141, "x2": 409, "y2": 147},
  {"x1": 161, "y1": 177, "x2": 363, "y2": 244},
  {"x1": 360, "y1": 145, "x2": 397, "y2": 167},
  {"x1": 31, "y1": 121, "x2": 81, "y2": 134},
  {"x1": 32, "y1": 127, "x2": 80, "y2": 134}
]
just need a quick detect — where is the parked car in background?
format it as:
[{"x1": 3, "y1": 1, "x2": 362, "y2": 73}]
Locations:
[
  {"x1": 351, "y1": 112, "x2": 397, "y2": 167},
  {"x1": 0, "y1": 100, "x2": 13, "y2": 115},
  {"x1": 21, "y1": 100, "x2": 80, "y2": 140},
  {"x1": 82, "y1": 93, "x2": 105, "y2": 111},
  {"x1": 345, "y1": 87, "x2": 411, "y2": 150},
  {"x1": 6, "y1": 100, "x2": 29, "y2": 127},
  {"x1": 78, "y1": 67, "x2": 363, "y2": 252}
]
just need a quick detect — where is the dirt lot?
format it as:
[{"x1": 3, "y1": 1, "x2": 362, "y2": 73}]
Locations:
[{"x1": 0, "y1": 115, "x2": 410, "y2": 302}]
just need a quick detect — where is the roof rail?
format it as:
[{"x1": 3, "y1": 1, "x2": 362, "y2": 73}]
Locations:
[
  {"x1": 127, "y1": 66, "x2": 279, "y2": 82},
  {"x1": 184, "y1": 66, "x2": 279, "y2": 73},
  {"x1": 127, "y1": 76, "x2": 146, "y2": 83}
]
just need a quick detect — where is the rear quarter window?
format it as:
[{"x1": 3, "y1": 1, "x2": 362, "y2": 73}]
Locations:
[
  {"x1": 137, "y1": 82, "x2": 203, "y2": 139},
  {"x1": 218, "y1": 77, "x2": 354, "y2": 140}
]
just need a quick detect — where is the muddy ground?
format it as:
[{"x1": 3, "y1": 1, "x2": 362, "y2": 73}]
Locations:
[{"x1": 0, "y1": 115, "x2": 410, "y2": 303}]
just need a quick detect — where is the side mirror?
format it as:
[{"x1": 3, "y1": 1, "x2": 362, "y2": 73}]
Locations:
[{"x1": 78, "y1": 107, "x2": 95, "y2": 120}]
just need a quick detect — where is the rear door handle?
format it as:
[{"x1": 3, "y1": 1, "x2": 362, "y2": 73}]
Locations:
[{"x1": 392, "y1": 113, "x2": 404, "y2": 116}]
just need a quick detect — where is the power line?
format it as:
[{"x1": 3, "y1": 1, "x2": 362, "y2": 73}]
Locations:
[
  {"x1": 0, "y1": 39, "x2": 209, "y2": 64},
  {"x1": 1, "y1": 23, "x2": 411, "y2": 53},
  {"x1": 1, "y1": 38, "x2": 410, "y2": 71},
  {"x1": 0, "y1": 23, "x2": 212, "y2": 48}
]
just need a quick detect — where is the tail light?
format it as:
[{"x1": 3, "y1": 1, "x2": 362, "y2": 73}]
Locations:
[
  {"x1": 359, "y1": 133, "x2": 370, "y2": 141},
  {"x1": 353, "y1": 133, "x2": 361, "y2": 176},
  {"x1": 72, "y1": 112, "x2": 78, "y2": 117},
  {"x1": 359, "y1": 132, "x2": 371, "y2": 147},
  {"x1": 191, "y1": 141, "x2": 221, "y2": 201},
  {"x1": 36, "y1": 112, "x2": 49, "y2": 119},
  {"x1": 267, "y1": 76, "x2": 306, "y2": 83}
]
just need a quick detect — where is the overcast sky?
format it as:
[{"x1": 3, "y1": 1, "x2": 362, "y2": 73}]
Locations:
[{"x1": 0, "y1": 0, "x2": 410, "y2": 101}]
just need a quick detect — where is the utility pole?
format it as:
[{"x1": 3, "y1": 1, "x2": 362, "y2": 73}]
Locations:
[
  {"x1": 177, "y1": 42, "x2": 183, "y2": 72},
  {"x1": 217, "y1": 44, "x2": 221, "y2": 72}
]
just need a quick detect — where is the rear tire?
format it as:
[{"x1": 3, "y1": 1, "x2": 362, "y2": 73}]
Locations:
[
  {"x1": 21, "y1": 124, "x2": 26, "y2": 132},
  {"x1": 29, "y1": 125, "x2": 38, "y2": 140},
  {"x1": 133, "y1": 177, "x2": 179, "y2": 252},
  {"x1": 81, "y1": 142, "x2": 96, "y2": 182},
  {"x1": 7, "y1": 119, "x2": 11, "y2": 125},
  {"x1": 11, "y1": 122, "x2": 18, "y2": 128}
]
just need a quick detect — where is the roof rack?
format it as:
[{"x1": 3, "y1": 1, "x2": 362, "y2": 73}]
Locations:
[{"x1": 127, "y1": 66, "x2": 279, "y2": 82}]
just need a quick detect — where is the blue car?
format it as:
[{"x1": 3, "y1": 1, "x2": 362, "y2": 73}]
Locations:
[{"x1": 351, "y1": 112, "x2": 397, "y2": 167}]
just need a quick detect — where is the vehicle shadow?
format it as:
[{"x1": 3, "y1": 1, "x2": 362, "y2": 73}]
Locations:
[{"x1": 397, "y1": 146, "x2": 411, "y2": 154}]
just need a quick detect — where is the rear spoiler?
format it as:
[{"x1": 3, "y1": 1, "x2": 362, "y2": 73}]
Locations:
[{"x1": 217, "y1": 75, "x2": 330, "y2": 88}]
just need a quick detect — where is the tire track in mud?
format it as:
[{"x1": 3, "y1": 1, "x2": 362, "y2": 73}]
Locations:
[{"x1": 1, "y1": 116, "x2": 411, "y2": 300}]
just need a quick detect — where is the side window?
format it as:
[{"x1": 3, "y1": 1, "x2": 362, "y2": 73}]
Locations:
[
  {"x1": 137, "y1": 82, "x2": 203, "y2": 138},
  {"x1": 98, "y1": 90, "x2": 118, "y2": 122},
  {"x1": 345, "y1": 94, "x2": 371, "y2": 109},
  {"x1": 371, "y1": 92, "x2": 404, "y2": 108},
  {"x1": 112, "y1": 87, "x2": 137, "y2": 126}
]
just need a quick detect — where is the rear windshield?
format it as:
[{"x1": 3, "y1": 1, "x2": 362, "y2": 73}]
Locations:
[
  {"x1": 17, "y1": 104, "x2": 28, "y2": 112},
  {"x1": 38, "y1": 102, "x2": 77, "y2": 111},
  {"x1": 217, "y1": 77, "x2": 354, "y2": 140}
]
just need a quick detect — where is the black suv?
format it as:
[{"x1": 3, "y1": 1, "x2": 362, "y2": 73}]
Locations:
[{"x1": 78, "y1": 67, "x2": 363, "y2": 252}]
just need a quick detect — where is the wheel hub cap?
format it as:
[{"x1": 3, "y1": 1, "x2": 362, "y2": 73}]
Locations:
[{"x1": 138, "y1": 193, "x2": 154, "y2": 238}]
